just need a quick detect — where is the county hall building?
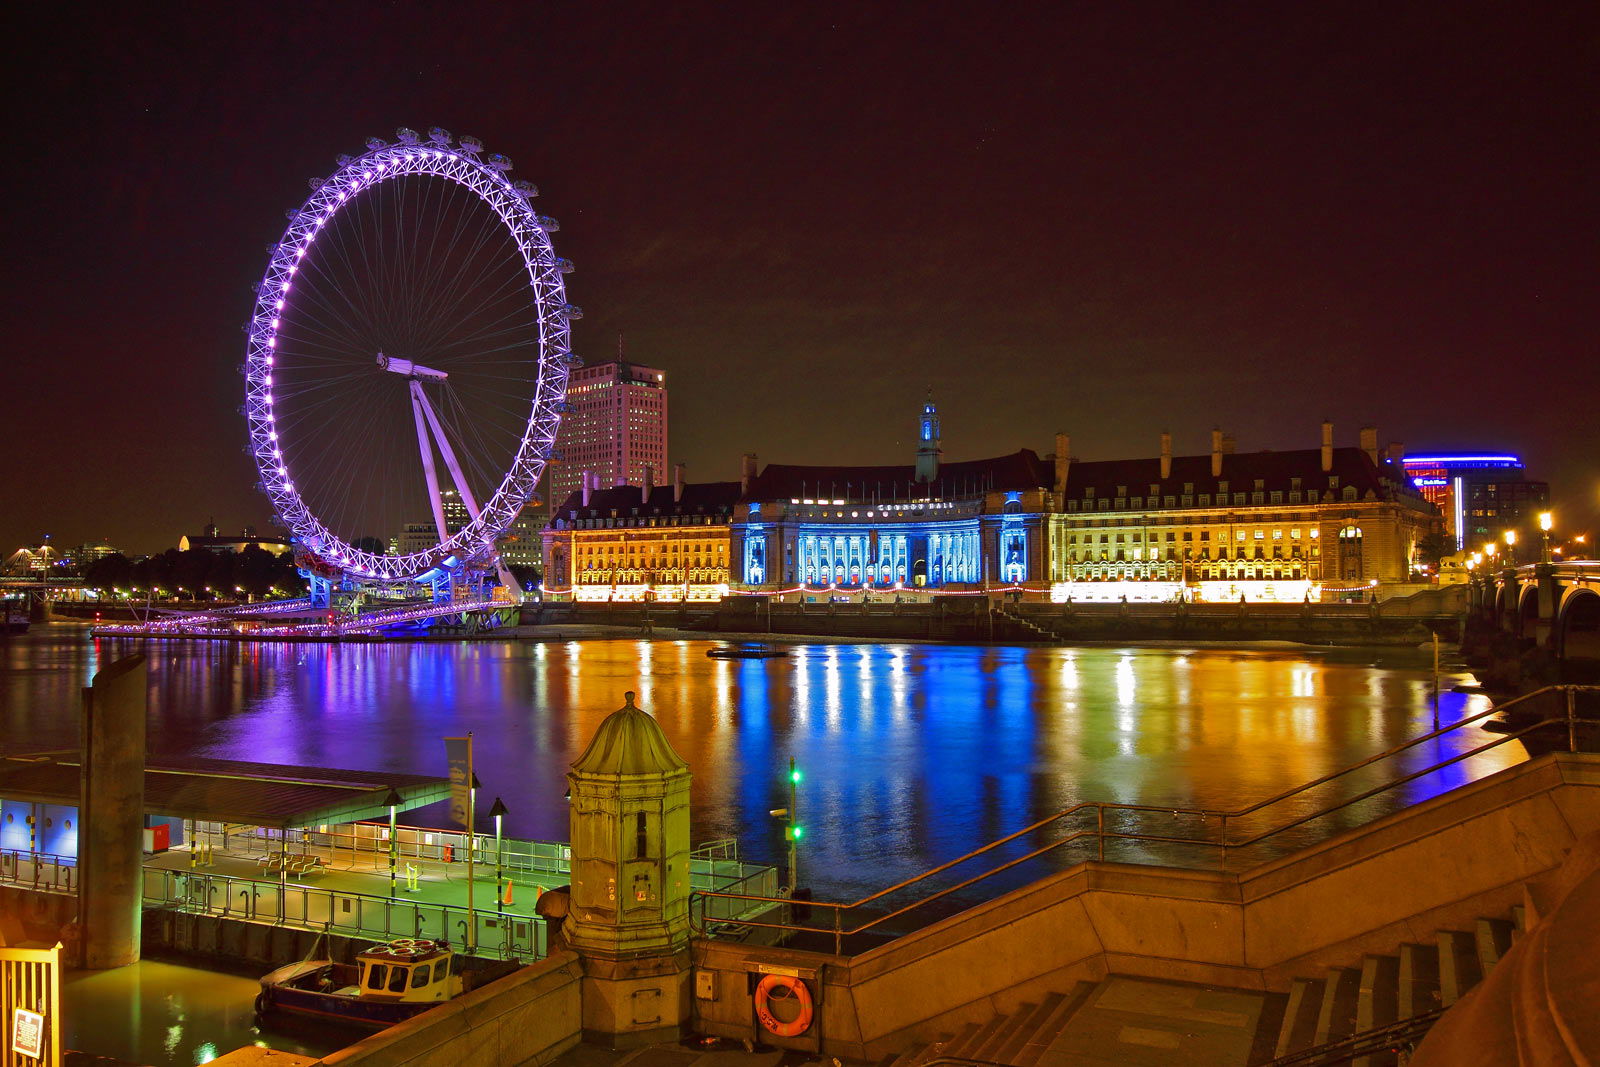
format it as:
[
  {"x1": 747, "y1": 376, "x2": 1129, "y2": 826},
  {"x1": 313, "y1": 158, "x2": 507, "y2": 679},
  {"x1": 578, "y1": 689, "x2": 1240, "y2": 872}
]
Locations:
[{"x1": 541, "y1": 401, "x2": 1440, "y2": 604}]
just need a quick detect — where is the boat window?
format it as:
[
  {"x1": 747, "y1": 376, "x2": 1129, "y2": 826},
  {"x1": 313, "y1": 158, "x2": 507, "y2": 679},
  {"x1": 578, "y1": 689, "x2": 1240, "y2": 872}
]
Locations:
[
  {"x1": 411, "y1": 965, "x2": 430, "y2": 989},
  {"x1": 389, "y1": 965, "x2": 409, "y2": 992},
  {"x1": 366, "y1": 964, "x2": 387, "y2": 990},
  {"x1": 434, "y1": 961, "x2": 449, "y2": 983}
]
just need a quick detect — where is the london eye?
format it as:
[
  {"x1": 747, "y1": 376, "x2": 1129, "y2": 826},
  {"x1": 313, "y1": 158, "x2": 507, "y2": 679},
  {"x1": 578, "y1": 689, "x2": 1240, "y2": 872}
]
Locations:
[{"x1": 242, "y1": 127, "x2": 578, "y2": 600}]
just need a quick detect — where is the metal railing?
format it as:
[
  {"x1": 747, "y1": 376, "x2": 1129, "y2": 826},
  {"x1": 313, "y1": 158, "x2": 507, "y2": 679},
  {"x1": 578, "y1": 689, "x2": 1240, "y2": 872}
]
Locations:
[
  {"x1": 192, "y1": 823, "x2": 767, "y2": 891},
  {"x1": 0, "y1": 849, "x2": 76, "y2": 894},
  {"x1": 692, "y1": 685, "x2": 1598, "y2": 955},
  {"x1": 142, "y1": 866, "x2": 546, "y2": 960}
]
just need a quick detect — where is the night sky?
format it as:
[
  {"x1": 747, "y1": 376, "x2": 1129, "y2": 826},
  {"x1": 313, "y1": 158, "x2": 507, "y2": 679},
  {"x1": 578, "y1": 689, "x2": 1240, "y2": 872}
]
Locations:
[{"x1": 5, "y1": 4, "x2": 1595, "y2": 555}]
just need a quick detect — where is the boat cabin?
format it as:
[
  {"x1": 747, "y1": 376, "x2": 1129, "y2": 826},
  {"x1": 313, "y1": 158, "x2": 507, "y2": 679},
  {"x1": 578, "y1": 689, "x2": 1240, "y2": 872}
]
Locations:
[{"x1": 356, "y1": 939, "x2": 461, "y2": 1003}]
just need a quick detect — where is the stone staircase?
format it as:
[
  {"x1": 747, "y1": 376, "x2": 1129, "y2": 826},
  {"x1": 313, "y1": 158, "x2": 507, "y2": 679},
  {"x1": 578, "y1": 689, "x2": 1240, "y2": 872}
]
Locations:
[
  {"x1": 880, "y1": 984, "x2": 1097, "y2": 1067},
  {"x1": 993, "y1": 604, "x2": 1056, "y2": 643},
  {"x1": 871, "y1": 906, "x2": 1531, "y2": 1067},
  {"x1": 1264, "y1": 905, "x2": 1527, "y2": 1065}
]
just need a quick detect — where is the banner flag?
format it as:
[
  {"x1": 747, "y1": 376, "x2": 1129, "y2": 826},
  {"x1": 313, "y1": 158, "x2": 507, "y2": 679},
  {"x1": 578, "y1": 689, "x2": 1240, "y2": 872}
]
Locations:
[{"x1": 444, "y1": 736, "x2": 471, "y2": 828}]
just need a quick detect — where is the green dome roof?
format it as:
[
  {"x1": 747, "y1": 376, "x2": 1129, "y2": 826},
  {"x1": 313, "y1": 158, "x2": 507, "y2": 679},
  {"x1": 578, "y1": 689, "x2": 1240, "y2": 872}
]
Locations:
[{"x1": 571, "y1": 692, "x2": 689, "y2": 776}]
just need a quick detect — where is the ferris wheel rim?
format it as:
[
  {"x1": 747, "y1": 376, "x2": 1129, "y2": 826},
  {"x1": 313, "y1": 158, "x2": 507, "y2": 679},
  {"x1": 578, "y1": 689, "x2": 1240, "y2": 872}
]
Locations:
[{"x1": 242, "y1": 134, "x2": 574, "y2": 583}]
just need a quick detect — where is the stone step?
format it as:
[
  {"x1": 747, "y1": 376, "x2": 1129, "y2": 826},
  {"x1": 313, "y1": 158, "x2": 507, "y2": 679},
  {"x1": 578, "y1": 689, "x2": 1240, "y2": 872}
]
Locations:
[
  {"x1": 937, "y1": 1022, "x2": 982, "y2": 1063},
  {"x1": 1274, "y1": 976, "x2": 1326, "y2": 1058},
  {"x1": 1475, "y1": 917, "x2": 1515, "y2": 975},
  {"x1": 949, "y1": 1015, "x2": 1007, "y2": 1060},
  {"x1": 1397, "y1": 941, "x2": 1441, "y2": 1018},
  {"x1": 991, "y1": 997, "x2": 1058, "y2": 1064},
  {"x1": 1351, "y1": 954, "x2": 1400, "y2": 1067},
  {"x1": 1511, "y1": 902, "x2": 1527, "y2": 932},
  {"x1": 1314, "y1": 967, "x2": 1361, "y2": 1046},
  {"x1": 1437, "y1": 929, "x2": 1482, "y2": 1006},
  {"x1": 969, "y1": 1003, "x2": 1034, "y2": 1063},
  {"x1": 891, "y1": 1030, "x2": 952, "y2": 1067},
  {"x1": 1011, "y1": 983, "x2": 1095, "y2": 1067}
]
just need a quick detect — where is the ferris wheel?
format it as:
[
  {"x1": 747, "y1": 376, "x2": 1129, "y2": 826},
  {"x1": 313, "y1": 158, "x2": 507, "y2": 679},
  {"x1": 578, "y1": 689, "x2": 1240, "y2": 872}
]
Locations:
[{"x1": 242, "y1": 127, "x2": 578, "y2": 593}]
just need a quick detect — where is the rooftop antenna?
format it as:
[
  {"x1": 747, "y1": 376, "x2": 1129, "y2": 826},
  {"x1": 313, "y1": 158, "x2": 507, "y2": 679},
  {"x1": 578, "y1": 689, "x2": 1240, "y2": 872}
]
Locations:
[{"x1": 617, "y1": 331, "x2": 625, "y2": 362}]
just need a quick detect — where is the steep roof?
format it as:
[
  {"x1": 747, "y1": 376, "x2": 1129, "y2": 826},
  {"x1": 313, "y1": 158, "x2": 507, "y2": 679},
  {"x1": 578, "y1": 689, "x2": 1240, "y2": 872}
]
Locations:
[
  {"x1": 746, "y1": 449, "x2": 1052, "y2": 502},
  {"x1": 571, "y1": 692, "x2": 689, "y2": 777},
  {"x1": 1062, "y1": 446, "x2": 1430, "y2": 506},
  {"x1": 552, "y1": 481, "x2": 742, "y2": 521}
]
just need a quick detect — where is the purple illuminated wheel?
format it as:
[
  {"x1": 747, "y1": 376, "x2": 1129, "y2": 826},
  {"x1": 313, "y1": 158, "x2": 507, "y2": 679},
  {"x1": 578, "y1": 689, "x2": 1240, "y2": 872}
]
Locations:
[{"x1": 243, "y1": 127, "x2": 578, "y2": 585}]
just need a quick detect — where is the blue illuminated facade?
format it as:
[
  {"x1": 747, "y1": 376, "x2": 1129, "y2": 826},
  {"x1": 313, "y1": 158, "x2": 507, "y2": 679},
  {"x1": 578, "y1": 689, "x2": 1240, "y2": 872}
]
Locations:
[{"x1": 731, "y1": 401, "x2": 1052, "y2": 593}]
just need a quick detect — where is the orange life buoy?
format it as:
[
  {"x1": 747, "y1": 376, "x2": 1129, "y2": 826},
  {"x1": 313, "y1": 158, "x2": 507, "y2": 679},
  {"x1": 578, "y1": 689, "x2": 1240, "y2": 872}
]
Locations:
[{"x1": 754, "y1": 973, "x2": 814, "y2": 1037}]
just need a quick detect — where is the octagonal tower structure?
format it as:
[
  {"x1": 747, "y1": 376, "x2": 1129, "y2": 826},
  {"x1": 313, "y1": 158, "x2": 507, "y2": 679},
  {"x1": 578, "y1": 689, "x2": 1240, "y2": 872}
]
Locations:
[{"x1": 566, "y1": 691, "x2": 692, "y2": 1046}]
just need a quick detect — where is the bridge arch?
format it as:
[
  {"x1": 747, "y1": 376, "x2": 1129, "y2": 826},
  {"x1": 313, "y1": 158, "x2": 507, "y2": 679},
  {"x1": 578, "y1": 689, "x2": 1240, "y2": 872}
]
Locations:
[
  {"x1": 1555, "y1": 587, "x2": 1600, "y2": 662},
  {"x1": 1517, "y1": 584, "x2": 1540, "y2": 639}
]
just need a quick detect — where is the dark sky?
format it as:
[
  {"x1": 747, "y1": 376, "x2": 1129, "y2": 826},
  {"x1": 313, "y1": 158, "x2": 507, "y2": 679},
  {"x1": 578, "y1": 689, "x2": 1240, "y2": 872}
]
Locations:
[{"x1": 5, "y1": 3, "x2": 1595, "y2": 555}]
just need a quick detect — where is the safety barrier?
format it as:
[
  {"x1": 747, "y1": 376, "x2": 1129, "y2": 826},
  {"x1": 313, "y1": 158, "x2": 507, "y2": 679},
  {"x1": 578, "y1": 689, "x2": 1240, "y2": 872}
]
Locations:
[{"x1": 692, "y1": 685, "x2": 1599, "y2": 954}]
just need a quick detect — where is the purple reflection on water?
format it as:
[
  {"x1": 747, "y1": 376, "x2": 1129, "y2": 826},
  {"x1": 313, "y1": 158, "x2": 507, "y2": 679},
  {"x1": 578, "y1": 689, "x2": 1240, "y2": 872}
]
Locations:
[{"x1": 3, "y1": 629, "x2": 1523, "y2": 900}]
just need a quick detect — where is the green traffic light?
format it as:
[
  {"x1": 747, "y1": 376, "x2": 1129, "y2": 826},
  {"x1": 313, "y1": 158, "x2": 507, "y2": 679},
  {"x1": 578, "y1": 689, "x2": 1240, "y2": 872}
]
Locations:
[
  {"x1": 790, "y1": 769, "x2": 802, "y2": 784},
  {"x1": 792, "y1": 826, "x2": 803, "y2": 840}
]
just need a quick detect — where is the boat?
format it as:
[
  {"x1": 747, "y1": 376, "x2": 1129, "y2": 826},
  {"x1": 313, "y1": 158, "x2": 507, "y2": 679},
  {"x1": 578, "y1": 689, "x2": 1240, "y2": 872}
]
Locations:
[
  {"x1": 255, "y1": 937, "x2": 516, "y2": 1028},
  {"x1": 2, "y1": 610, "x2": 28, "y2": 635},
  {"x1": 706, "y1": 642, "x2": 789, "y2": 659}
]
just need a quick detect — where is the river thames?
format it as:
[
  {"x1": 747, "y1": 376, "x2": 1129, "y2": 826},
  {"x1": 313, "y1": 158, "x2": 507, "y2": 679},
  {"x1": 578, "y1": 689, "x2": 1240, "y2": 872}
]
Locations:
[{"x1": 3, "y1": 624, "x2": 1518, "y2": 901}]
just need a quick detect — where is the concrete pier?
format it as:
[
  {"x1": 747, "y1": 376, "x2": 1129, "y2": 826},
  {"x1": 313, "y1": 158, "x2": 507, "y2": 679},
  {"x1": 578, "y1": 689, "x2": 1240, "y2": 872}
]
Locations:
[{"x1": 79, "y1": 654, "x2": 147, "y2": 968}]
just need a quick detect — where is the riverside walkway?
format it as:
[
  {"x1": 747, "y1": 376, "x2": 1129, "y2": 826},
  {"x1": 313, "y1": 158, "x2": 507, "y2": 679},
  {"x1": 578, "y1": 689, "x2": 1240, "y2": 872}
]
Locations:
[{"x1": 2, "y1": 828, "x2": 776, "y2": 960}]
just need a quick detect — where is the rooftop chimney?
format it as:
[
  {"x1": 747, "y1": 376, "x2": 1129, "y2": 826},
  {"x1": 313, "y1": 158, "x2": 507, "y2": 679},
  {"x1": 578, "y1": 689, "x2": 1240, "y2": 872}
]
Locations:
[
  {"x1": 581, "y1": 470, "x2": 593, "y2": 507},
  {"x1": 1321, "y1": 421, "x2": 1334, "y2": 472},
  {"x1": 1211, "y1": 429, "x2": 1224, "y2": 478},
  {"x1": 641, "y1": 465, "x2": 654, "y2": 504},
  {"x1": 740, "y1": 452, "x2": 758, "y2": 495},
  {"x1": 1221, "y1": 433, "x2": 1235, "y2": 455},
  {"x1": 1359, "y1": 426, "x2": 1378, "y2": 463},
  {"x1": 1160, "y1": 432, "x2": 1172, "y2": 480},
  {"x1": 1053, "y1": 432, "x2": 1071, "y2": 496},
  {"x1": 1386, "y1": 441, "x2": 1405, "y2": 465},
  {"x1": 673, "y1": 462, "x2": 685, "y2": 503}
]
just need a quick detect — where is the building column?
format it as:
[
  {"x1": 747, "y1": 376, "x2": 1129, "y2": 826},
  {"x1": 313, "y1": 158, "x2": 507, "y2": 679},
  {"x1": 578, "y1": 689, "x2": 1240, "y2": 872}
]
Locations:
[{"x1": 79, "y1": 655, "x2": 147, "y2": 968}]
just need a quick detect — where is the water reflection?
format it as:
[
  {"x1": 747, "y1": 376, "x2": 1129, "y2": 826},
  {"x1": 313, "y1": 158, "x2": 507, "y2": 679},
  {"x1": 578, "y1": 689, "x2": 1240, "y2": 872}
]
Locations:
[
  {"x1": 1, "y1": 628, "x2": 1518, "y2": 901},
  {"x1": 61, "y1": 958, "x2": 341, "y2": 1066}
]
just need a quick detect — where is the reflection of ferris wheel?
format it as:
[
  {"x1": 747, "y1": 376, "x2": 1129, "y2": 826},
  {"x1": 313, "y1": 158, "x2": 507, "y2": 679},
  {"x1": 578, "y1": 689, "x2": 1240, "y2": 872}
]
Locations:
[{"x1": 242, "y1": 126, "x2": 579, "y2": 591}]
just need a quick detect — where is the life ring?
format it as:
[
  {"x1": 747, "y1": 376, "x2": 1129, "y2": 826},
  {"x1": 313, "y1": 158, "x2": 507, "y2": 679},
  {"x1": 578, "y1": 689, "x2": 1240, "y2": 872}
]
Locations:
[
  {"x1": 754, "y1": 973, "x2": 813, "y2": 1037},
  {"x1": 254, "y1": 991, "x2": 269, "y2": 1016}
]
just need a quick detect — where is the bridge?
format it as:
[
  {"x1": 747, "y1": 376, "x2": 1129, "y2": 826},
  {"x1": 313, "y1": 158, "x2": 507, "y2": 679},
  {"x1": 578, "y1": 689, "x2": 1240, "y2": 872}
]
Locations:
[{"x1": 1469, "y1": 561, "x2": 1600, "y2": 669}]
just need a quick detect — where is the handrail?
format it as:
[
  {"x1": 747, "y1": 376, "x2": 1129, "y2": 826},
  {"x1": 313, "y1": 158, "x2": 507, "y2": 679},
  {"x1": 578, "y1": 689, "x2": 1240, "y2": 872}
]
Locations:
[{"x1": 691, "y1": 685, "x2": 1598, "y2": 953}]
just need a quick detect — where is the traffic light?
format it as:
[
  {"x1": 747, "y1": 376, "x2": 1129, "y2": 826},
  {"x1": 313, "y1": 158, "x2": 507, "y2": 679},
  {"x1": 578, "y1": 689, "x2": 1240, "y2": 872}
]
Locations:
[{"x1": 790, "y1": 767, "x2": 802, "y2": 784}]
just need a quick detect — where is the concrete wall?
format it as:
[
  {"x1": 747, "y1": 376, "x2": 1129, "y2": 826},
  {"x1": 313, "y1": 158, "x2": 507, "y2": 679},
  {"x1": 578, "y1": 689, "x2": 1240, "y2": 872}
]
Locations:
[
  {"x1": 689, "y1": 753, "x2": 1599, "y2": 1061},
  {"x1": 315, "y1": 951, "x2": 582, "y2": 1067}
]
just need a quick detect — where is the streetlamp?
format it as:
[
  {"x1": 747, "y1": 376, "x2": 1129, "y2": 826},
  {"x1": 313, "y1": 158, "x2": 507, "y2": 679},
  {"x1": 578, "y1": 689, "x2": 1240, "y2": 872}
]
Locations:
[
  {"x1": 1503, "y1": 529, "x2": 1517, "y2": 566},
  {"x1": 383, "y1": 787, "x2": 403, "y2": 898},
  {"x1": 1484, "y1": 542, "x2": 1498, "y2": 572},
  {"x1": 488, "y1": 797, "x2": 508, "y2": 914},
  {"x1": 1539, "y1": 512, "x2": 1553, "y2": 563}
]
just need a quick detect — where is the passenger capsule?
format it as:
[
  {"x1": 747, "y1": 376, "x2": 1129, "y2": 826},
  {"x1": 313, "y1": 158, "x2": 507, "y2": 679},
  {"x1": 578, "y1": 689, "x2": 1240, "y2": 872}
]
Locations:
[
  {"x1": 458, "y1": 134, "x2": 485, "y2": 154},
  {"x1": 427, "y1": 127, "x2": 452, "y2": 145},
  {"x1": 336, "y1": 153, "x2": 354, "y2": 166},
  {"x1": 394, "y1": 127, "x2": 421, "y2": 145},
  {"x1": 558, "y1": 303, "x2": 583, "y2": 320},
  {"x1": 487, "y1": 153, "x2": 514, "y2": 171},
  {"x1": 365, "y1": 137, "x2": 387, "y2": 152},
  {"x1": 307, "y1": 176, "x2": 325, "y2": 190},
  {"x1": 536, "y1": 215, "x2": 559, "y2": 232},
  {"x1": 555, "y1": 258, "x2": 575, "y2": 274},
  {"x1": 512, "y1": 179, "x2": 539, "y2": 198}
]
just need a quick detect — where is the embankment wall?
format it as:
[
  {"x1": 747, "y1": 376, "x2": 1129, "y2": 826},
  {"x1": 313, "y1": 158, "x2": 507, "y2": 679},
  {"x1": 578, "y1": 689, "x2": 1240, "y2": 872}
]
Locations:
[{"x1": 689, "y1": 752, "x2": 1599, "y2": 1061}]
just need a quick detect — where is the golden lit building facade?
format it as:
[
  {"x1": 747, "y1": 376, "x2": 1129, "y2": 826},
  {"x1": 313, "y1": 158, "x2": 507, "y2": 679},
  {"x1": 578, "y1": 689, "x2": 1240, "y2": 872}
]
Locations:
[
  {"x1": 541, "y1": 474, "x2": 738, "y2": 601},
  {"x1": 1047, "y1": 425, "x2": 1440, "y2": 602}
]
